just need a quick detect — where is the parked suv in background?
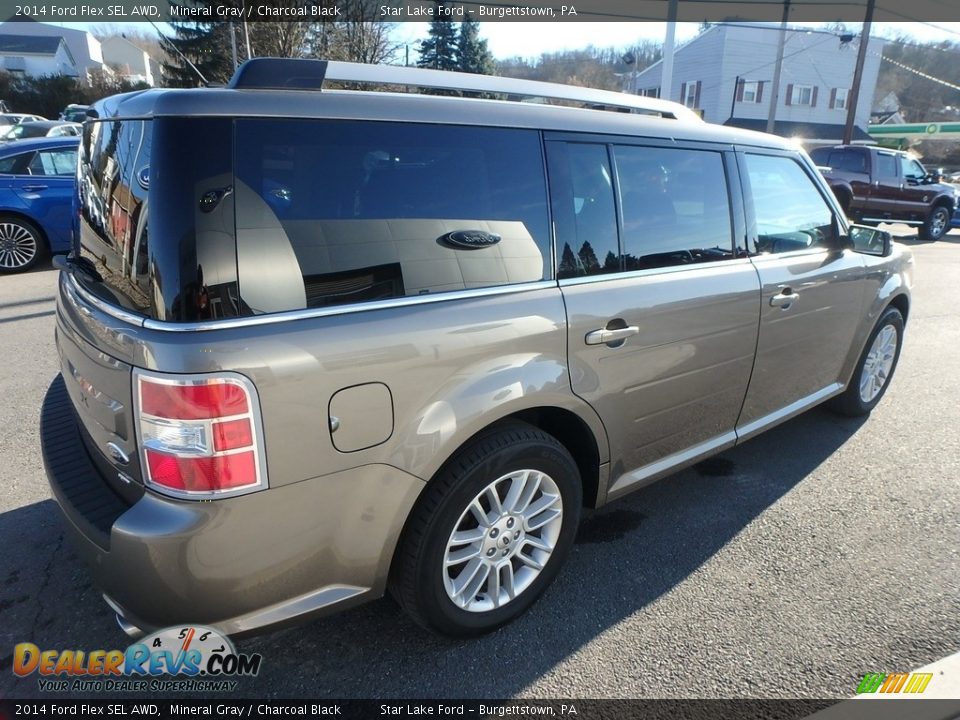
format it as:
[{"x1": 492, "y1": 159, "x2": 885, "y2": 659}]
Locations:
[
  {"x1": 810, "y1": 144, "x2": 956, "y2": 241},
  {"x1": 43, "y1": 59, "x2": 913, "y2": 639}
]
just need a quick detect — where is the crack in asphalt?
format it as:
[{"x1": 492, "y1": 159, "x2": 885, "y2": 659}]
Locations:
[{"x1": 29, "y1": 532, "x2": 63, "y2": 639}]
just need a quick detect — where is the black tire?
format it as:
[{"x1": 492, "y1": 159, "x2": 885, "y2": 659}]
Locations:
[
  {"x1": 0, "y1": 215, "x2": 46, "y2": 274},
  {"x1": 390, "y1": 422, "x2": 582, "y2": 637},
  {"x1": 829, "y1": 307, "x2": 904, "y2": 417},
  {"x1": 919, "y1": 205, "x2": 950, "y2": 242}
]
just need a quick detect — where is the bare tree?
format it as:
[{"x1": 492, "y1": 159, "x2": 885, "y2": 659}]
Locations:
[{"x1": 308, "y1": 1, "x2": 400, "y2": 64}]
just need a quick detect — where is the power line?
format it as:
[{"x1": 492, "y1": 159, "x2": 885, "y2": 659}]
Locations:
[{"x1": 875, "y1": 52, "x2": 960, "y2": 93}]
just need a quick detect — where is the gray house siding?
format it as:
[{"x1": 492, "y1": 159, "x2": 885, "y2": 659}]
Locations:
[{"x1": 633, "y1": 24, "x2": 883, "y2": 137}]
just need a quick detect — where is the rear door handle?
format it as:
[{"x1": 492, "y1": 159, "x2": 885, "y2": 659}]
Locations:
[
  {"x1": 21, "y1": 184, "x2": 47, "y2": 191},
  {"x1": 770, "y1": 291, "x2": 799, "y2": 308},
  {"x1": 585, "y1": 325, "x2": 639, "y2": 346}
]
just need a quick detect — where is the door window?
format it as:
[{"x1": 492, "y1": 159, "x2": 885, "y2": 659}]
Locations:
[
  {"x1": 875, "y1": 153, "x2": 898, "y2": 181},
  {"x1": 900, "y1": 156, "x2": 926, "y2": 182},
  {"x1": 28, "y1": 149, "x2": 77, "y2": 176},
  {"x1": 547, "y1": 142, "x2": 620, "y2": 279},
  {"x1": 615, "y1": 145, "x2": 734, "y2": 269},
  {"x1": 744, "y1": 154, "x2": 836, "y2": 254}
]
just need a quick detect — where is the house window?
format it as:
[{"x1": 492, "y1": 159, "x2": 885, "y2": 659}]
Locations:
[
  {"x1": 791, "y1": 85, "x2": 814, "y2": 106},
  {"x1": 833, "y1": 88, "x2": 849, "y2": 110},
  {"x1": 742, "y1": 81, "x2": 760, "y2": 103},
  {"x1": 641, "y1": 87, "x2": 660, "y2": 98},
  {"x1": 683, "y1": 81, "x2": 699, "y2": 108}
]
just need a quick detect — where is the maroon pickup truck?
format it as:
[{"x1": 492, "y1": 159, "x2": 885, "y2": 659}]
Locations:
[{"x1": 810, "y1": 145, "x2": 956, "y2": 241}]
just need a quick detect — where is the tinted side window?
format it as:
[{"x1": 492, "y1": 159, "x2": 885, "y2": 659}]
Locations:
[
  {"x1": 875, "y1": 153, "x2": 898, "y2": 181},
  {"x1": 615, "y1": 145, "x2": 733, "y2": 270},
  {"x1": 744, "y1": 154, "x2": 835, "y2": 254},
  {"x1": 0, "y1": 152, "x2": 29, "y2": 174},
  {"x1": 547, "y1": 142, "x2": 619, "y2": 279},
  {"x1": 826, "y1": 149, "x2": 866, "y2": 173},
  {"x1": 234, "y1": 120, "x2": 550, "y2": 314}
]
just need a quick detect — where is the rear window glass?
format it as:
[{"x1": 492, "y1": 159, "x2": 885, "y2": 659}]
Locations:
[{"x1": 233, "y1": 119, "x2": 551, "y2": 315}]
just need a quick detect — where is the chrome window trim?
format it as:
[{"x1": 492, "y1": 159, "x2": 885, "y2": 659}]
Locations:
[
  {"x1": 63, "y1": 272, "x2": 147, "y2": 327},
  {"x1": 65, "y1": 272, "x2": 558, "y2": 332},
  {"x1": 557, "y1": 257, "x2": 753, "y2": 287}
]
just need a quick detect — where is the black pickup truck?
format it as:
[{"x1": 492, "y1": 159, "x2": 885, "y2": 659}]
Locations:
[{"x1": 810, "y1": 145, "x2": 956, "y2": 241}]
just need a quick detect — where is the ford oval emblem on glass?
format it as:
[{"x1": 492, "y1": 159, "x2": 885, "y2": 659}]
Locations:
[{"x1": 440, "y1": 230, "x2": 502, "y2": 250}]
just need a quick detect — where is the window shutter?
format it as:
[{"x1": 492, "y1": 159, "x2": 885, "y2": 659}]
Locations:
[
  {"x1": 756, "y1": 81, "x2": 764, "y2": 103},
  {"x1": 829, "y1": 88, "x2": 836, "y2": 109},
  {"x1": 694, "y1": 81, "x2": 702, "y2": 108},
  {"x1": 680, "y1": 82, "x2": 687, "y2": 105},
  {"x1": 786, "y1": 83, "x2": 793, "y2": 106},
  {"x1": 736, "y1": 79, "x2": 745, "y2": 102},
  {"x1": 811, "y1": 86, "x2": 819, "y2": 107}
]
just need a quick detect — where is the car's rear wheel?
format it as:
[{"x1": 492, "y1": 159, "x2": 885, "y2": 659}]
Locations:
[
  {"x1": 390, "y1": 423, "x2": 581, "y2": 637},
  {"x1": 919, "y1": 205, "x2": 949, "y2": 241},
  {"x1": 829, "y1": 307, "x2": 904, "y2": 417},
  {"x1": 0, "y1": 216, "x2": 45, "y2": 273}
]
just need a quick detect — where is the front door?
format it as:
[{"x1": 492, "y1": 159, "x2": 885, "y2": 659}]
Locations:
[
  {"x1": 547, "y1": 138, "x2": 760, "y2": 498},
  {"x1": 736, "y1": 150, "x2": 866, "y2": 438}
]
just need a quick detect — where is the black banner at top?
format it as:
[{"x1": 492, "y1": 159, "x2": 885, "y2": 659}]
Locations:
[
  {"x1": 0, "y1": 0, "x2": 958, "y2": 23},
  {"x1": 3, "y1": 699, "x2": 960, "y2": 720}
]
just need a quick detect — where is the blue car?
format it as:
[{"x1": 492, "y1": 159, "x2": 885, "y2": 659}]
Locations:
[{"x1": 0, "y1": 136, "x2": 78, "y2": 273}]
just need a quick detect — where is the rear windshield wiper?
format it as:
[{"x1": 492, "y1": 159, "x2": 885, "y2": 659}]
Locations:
[{"x1": 53, "y1": 254, "x2": 103, "y2": 284}]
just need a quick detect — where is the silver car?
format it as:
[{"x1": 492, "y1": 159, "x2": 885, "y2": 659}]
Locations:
[{"x1": 43, "y1": 59, "x2": 912, "y2": 638}]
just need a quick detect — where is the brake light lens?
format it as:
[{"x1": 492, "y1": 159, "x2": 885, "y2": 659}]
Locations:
[{"x1": 135, "y1": 371, "x2": 267, "y2": 499}]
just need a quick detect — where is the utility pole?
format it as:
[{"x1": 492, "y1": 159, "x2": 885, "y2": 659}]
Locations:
[
  {"x1": 844, "y1": 0, "x2": 876, "y2": 144},
  {"x1": 766, "y1": 0, "x2": 790, "y2": 134},
  {"x1": 661, "y1": 0, "x2": 678, "y2": 100},
  {"x1": 230, "y1": 22, "x2": 239, "y2": 69}
]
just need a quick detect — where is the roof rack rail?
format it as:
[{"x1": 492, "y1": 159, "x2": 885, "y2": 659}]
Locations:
[{"x1": 226, "y1": 58, "x2": 702, "y2": 122}]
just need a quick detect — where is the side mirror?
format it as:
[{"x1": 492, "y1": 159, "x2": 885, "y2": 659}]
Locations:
[{"x1": 847, "y1": 224, "x2": 892, "y2": 257}]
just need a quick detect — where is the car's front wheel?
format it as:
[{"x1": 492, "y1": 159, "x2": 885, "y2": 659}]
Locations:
[
  {"x1": 830, "y1": 307, "x2": 904, "y2": 417},
  {"x1": 919, "y1": 205, "x2": 950, "y2": 241},
  {"x1": 390, "y1": 423, "x2": 581, "y2": 637},
  {"x1": 0, "y1": 216, "x2": 45, "y2": 274}
]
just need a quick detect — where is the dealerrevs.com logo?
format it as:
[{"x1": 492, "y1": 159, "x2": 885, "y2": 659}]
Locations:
[{"x1": 13, "y1": 625, "x2": 263, "y2": 692}]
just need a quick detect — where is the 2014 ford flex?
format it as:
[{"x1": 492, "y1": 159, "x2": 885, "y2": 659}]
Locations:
[{"x1": 42, "y1": 59, "x2": 912, "y2": 638}]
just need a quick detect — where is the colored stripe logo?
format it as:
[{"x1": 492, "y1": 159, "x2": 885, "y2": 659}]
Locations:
[{"x1": 856, "y1": 672, "x2": 933, "y2": 694}]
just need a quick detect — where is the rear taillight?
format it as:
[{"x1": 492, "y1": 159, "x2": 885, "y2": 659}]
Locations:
[{"x1": 134, "y1": 370, "x2": 267, "y2": 499}]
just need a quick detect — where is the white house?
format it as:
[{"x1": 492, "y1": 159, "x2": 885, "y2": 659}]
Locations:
[
  {"x1": 101, "y1": 36, "x2": 160, "y2": 86},
  {"x1": 0, "y1": 33, "x2": 78, "y2": 79},
  {"x1": 0, "y1": 18, "x2": 103, "y2": 83},
  {"x1": 632, "y1": 23, "x2": 884, "y2": 144}
]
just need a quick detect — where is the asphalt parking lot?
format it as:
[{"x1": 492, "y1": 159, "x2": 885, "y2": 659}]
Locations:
[{"x1": 1, "y1": 228, "x2": 958, "y2": 700}]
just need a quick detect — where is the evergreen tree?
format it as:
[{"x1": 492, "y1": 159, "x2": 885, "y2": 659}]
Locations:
[
  {"x1": 417, "y1": 9, "x2": 458, "y2": 70},
  {"x1": 457, "y1": 17, "x2": 494, "y2": 75},
  {"x1": 162, "y1": 6, "x2": 236, "y2": 87}
]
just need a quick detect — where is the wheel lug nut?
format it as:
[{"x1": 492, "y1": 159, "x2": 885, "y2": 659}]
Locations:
[
  {"x1": 502, "y1": 549, "x2": 509, "y2": 556},
  {"x1": 514, "y1": 531, "x2": 520, "y2": 539},
  {"x1": 490, "y1": 528, "x2": 498, "y2": 538},
  {"x1": 487, "y1": 548, "x2": 495, "y2": 557},
  {"x1": 506, "y1": 518, "x2": 514, "y2": 528}
]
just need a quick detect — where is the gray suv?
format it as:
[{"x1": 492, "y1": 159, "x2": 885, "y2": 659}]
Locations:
[{"x1": 43, "y1": 59, "x2": 912, "y2": 638}]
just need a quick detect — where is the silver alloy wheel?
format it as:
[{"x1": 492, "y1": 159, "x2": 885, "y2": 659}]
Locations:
[
  {"x1": 859, "y1": 324, "x2": 898, "y2": 403},
  {"x1": 443, "y1": 469, "x2": 563, "y2": 613},
  {"x1": 0, "y1": 221, "x2": 38, "y2": 270},
  {"x1": 929, "y1": 208, "x2": 947, "y2": 238}
]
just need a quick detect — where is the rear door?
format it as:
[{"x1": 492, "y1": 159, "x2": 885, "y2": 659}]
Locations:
[
  {"x1": 11, "y1": 144, "x2": 77, "y2": 251},
  {"x1": 549, "y1": 137, "x2": 761, "y2": 498},
  {"x1": 736, "y1": 150, "x2": 866, "y2": 438},
  {"x1": 866, "y1": 150, "x2": 902, "y2": 218}
]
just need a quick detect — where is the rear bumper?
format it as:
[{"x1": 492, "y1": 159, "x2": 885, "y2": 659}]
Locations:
[{"x1": 41, "y1": 375, "x2": 425, "y2": 637}]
